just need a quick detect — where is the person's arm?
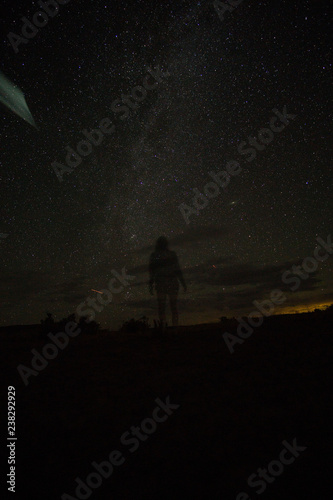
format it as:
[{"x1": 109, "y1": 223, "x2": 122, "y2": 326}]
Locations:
[
  {"x1": 174, "y1": 253, "x2": 187, "y2": 291},
  {"x1": 149, "y1": 253, "x2": 155, "y2": 294}
]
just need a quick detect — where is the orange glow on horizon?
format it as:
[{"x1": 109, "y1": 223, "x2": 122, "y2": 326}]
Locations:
[{"x1": 275, "y1": 302, "x2": 332, "y2": 315}]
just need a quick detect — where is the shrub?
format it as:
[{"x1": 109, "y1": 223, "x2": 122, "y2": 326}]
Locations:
[
  {"x1": 40, "y1": 312, "x2": 101, "y2": 337},
  {"x1": 120, "y1": 316, "x2": 150, "y2": 333}
]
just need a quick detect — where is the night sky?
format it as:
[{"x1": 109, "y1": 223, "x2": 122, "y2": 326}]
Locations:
[{"x1": 0, "y1": 0, "x2": 332, "y2": 329}]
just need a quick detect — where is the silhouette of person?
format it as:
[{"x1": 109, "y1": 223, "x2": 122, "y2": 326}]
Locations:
[{"x1": 149, "y1": 236, "x2": 187, "y2": 330}]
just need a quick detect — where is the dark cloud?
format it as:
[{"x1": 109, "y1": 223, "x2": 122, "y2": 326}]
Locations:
[
  {"x1": 134, "y1": 225, "x2": 232, "y2": 255},
  {"x1": 0, "y1": 270, "x2": 88, "y2": 309},
  {"x1": 124, "y1": 299, "x2": 156, "y2": 309},
  {"x1": 188, "y1": 259, "x2": 322, "y2": 290},
  {"x1": 171, "y1": 225, "x2": 232, "y2": 247},
  {"x1": 0, "y1": 270, "x2": 50, "y2": 302}
]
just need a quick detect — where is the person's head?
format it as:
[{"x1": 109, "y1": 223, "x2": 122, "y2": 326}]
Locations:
[{"x1": 155, "y1": 236, "x2": 169, "y2": 251}]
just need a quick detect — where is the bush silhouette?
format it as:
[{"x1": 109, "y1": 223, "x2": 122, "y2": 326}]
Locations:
[
  {"x1": 120, "y1": 316, "x2": 150, "y2": 333},
  {"x1": 40, "y1": 312, "x2": 57, "y2": 336},
  {"x1": 77, "y1": 316, "x2": 100, "y2": 335},
  {"x1": 40, "y1": 312, "x2": 101, "y2": 336}
]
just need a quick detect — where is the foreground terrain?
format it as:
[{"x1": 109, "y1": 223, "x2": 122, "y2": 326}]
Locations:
[{"x1": 1, "y1": 313, "x2": 332, "y2": 499}]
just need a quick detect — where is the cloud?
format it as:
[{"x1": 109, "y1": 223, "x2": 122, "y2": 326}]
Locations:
[
  {"x1": 134, "y1": 225, "x2": 232, "y2": 254},
  {"x1": 188, "y1": 259, "x2": 321, "y2": 290},
  {"x1": 124, "y1": 298, "x2": 156, "y2": 309},
  {"x1": 170, "y1": 225, "x2": 232, "y2": 246},
  {"x1": 0, "y1": 270, "x2": 88, "y2": 306},
  {"x1": 180, "y1": 259, "x2": 324, "y2": 314}
]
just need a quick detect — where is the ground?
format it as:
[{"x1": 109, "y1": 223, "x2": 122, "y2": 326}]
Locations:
[{"x1": 1, "y1": 313, "x2": 332, "y2": 499}]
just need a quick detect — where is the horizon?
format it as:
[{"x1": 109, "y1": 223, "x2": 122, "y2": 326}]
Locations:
[{"x1": 1, "y1": 301, "x2": 332, "y2": 331}]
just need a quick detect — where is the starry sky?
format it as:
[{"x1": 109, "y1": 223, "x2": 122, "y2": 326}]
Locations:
[{"x1": 0, "y1": 0, "x2": 332, "y2": 329}]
